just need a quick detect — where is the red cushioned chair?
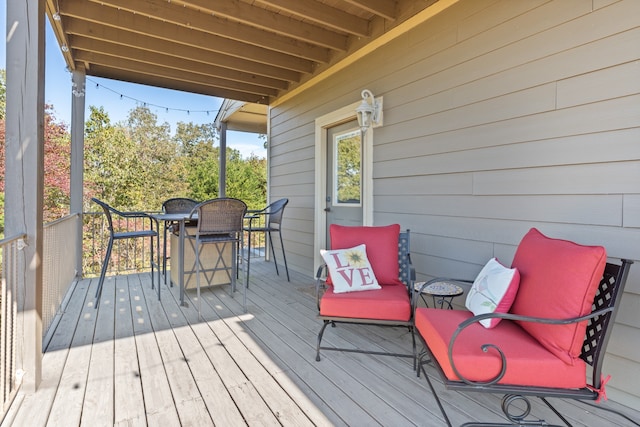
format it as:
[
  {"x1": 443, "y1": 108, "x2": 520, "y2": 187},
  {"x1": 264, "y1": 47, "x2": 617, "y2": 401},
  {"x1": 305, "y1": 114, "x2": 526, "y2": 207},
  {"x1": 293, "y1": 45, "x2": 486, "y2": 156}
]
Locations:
[
  {"x1": 414, "y1": 228, "x2": 633, "y2": 426},
  {"x1": 315, "y1": 224, "x2": 416, "y2": 365}
]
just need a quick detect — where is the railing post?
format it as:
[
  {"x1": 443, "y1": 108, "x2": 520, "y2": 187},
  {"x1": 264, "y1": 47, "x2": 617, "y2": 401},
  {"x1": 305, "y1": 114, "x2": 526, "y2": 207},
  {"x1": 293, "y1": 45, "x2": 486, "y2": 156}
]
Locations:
[
  {"x1": 5, "y1": 0, "x2": 46, "y2": 391},
  {"x1": 70, "y1": 69, "x2": 86, "y2": 279}
]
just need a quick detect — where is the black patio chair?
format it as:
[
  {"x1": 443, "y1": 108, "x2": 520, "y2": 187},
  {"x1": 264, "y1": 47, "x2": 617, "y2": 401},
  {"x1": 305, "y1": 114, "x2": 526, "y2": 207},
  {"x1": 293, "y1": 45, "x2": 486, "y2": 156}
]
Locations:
[
  {"x1": 91, "y1": 198, "x2": 160, "y2": 308},
  {"x1": 244, "y1": 198, "x2": 290, "y2": 281},
  {"x1": 186, "y1": 198, "x2": 248, "y2": 316},
  {"x1": 161, "y1": 197, "x2": 199, "y2": 284}
]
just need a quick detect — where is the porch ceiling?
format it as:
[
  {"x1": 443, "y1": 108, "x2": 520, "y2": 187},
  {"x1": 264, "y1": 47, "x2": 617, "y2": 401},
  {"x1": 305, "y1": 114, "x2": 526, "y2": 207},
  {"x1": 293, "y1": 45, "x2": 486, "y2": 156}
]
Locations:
[{"x1": 46, "y1": 0, "x2": 443, "y2": 104}]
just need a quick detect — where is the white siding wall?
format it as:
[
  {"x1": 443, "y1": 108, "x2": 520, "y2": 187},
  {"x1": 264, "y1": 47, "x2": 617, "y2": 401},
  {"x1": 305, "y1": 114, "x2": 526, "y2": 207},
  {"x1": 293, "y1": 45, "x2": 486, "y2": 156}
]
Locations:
[{"x1": 269, "y1": 0, "x2": 640, "y2": 407}]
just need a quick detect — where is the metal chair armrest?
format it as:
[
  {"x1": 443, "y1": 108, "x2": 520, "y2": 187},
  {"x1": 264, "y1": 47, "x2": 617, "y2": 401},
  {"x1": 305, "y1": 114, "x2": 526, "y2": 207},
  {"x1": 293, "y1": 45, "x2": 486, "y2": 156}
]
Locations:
[
  {"x1": 315, "y1": 264, "x2": 328, "y2": 311},
  {"x1": 447, "y1": 307, "x2": 616, "y2": 386}
]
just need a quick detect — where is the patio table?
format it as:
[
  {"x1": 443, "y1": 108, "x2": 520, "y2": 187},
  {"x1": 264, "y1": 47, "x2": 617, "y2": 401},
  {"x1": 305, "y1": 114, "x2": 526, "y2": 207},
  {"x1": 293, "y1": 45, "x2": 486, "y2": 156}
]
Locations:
[
  {"x1": 151, "y1": 212, "x2": 196, "y2": 306},
  {"x1": 152, "y1": 212, "x2": 256, "y2": 308}
]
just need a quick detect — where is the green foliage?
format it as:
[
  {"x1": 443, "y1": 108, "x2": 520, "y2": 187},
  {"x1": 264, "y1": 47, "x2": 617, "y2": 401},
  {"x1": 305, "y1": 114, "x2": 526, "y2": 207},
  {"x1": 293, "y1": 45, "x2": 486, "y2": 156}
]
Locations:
[
  {"x1": 335, "y1": 131, "x2": 361, "y2": 203},
  {"x1": 84, "y1": 105, "x2": 267, "y2": 212},
  {"x1": 84, "y1": 106, "x2": 143, "y2": 209},
  {"x1": 0, "y1": 66, "x2": 268, "y2": 230},
  {"x1": 0, "y1": 69, "x2": 5, "y2": 120}
]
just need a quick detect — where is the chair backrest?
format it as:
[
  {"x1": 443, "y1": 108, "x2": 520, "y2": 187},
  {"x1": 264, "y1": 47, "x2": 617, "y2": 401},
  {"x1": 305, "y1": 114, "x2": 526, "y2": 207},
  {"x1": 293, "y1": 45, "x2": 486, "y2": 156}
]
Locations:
[
  {"x1": 92, "y1": 197, "x2": 115, "y2": 233},
  {"x1": 194, "y1": 198, "x2": 247, "y2": 236},
  {"x1": 581, "y1": 259, "x2": 633, "y2": 390},
  {"x1": 163, "y1": 197, "x2": 198, "y2": 214},
  {"x1": 398, "y1": 230, "x2": 412, "y2": 287},
  {"x1": 264, "y1": 198, "x2": 288, "y2": 228}
]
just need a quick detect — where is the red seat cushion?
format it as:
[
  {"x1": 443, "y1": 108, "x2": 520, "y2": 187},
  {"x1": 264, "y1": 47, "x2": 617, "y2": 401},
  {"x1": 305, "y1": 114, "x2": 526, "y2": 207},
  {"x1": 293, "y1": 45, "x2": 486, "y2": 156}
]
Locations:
[
  {"x1": 320, "y1": 282, "x2": 411, "y2": 321},
  {"x1": 509, "y1": 228, "x2": 606, "y2": 365},
  {"x1": 415, "y1": 308, "x2": 587, "y2": 388},
  {"x1": 329, "y1": 224, "x2": 403, "y2": 286}
]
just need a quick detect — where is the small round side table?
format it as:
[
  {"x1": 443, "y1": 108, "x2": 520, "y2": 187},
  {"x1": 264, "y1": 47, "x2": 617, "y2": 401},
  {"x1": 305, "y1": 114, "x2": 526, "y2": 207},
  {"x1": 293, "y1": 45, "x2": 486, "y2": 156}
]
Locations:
[{"x1": 415, "y1": 281, "x2": 464, "y2": 309}]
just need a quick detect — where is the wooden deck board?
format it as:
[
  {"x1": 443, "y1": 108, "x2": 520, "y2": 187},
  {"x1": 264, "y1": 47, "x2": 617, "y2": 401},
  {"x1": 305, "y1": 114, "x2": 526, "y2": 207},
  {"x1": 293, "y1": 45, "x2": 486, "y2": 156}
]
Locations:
[
  {"x1": 3, "y1": 260, "x2": 640, "y2": 427},
  {"x1": 113, "y1": 275, "x2": 147, "y2": 427}
]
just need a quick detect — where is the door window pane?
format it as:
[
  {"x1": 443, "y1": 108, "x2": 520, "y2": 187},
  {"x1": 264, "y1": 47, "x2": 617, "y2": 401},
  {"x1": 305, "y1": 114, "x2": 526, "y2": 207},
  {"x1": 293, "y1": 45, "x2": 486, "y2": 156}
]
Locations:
[{"x1": 333, "y1": 129, "x2": 361, "y2": 206}]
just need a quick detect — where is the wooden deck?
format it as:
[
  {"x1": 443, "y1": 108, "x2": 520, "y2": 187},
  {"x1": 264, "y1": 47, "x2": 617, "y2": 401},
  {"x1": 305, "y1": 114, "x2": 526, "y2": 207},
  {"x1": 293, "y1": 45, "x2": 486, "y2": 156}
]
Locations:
[{"x1": 3, "y1": 260, "x2": 639, "y2": 427}]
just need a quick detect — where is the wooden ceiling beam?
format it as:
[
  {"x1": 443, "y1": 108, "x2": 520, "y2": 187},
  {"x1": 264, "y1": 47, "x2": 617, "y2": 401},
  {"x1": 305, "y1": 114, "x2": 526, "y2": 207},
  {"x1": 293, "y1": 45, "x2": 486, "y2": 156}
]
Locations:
[
  {"x1": 73, "y1": 50, "x2": 279, "y2": 97},
  {"x1": 61, "y1": 0, "x2": 316, "y2": 73},
  {"x1": 256, "y1": 0, "x2": 369, "y2": 36},
  {"x1": 64, "y1": 19, "x2": 301, "y2": 82},
  {"x1": 88, "y1": 65, "x2": 269, "y2": 104},
  {"x1": 91, "y1": 0, "x2": 338, "y2": 59},
  {"x1": 172, "y1": 0, "x2": 351, "y2": 49},
  {"x1": 69, "y1": 35, "x2": 290, "y2": 90},
  {"x1": 344, "y1": 0, "x2": 397, "y2": 21}
]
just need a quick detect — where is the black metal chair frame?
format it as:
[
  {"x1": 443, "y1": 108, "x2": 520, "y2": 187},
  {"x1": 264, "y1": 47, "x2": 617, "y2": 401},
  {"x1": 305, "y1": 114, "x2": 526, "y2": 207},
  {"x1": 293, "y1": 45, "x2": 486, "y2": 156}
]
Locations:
[
  {"x1": 244, "y1": 198, "x2": 290, "y2": 282},
  {"x1": 186, "y1": 198, "x2": 248, "y2": 316},
  {"x1": 315, "y1": 230, "x2": 416, "y2": 365},
  {"x1": 91, "y1": 197, "x2": 160, "y2": 307},
  {"x1": 415, "y1": 259, "x2": 634, "y2": 427},
  {"x1": 161, "y1": 197, "x2": 199, "y2": 285}
]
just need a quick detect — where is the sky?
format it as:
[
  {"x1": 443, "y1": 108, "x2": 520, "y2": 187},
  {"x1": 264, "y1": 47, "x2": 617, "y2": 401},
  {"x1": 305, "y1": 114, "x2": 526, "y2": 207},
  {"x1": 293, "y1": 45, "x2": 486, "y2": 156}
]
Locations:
[{"x1": 0, "y1": 4, "x2": 267, "y2": 159}]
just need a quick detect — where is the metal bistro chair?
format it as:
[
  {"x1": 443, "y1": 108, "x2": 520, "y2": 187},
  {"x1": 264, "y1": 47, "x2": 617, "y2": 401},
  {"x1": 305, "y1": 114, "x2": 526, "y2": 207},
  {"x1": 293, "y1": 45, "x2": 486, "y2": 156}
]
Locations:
[
  {"x1": 161, "y1": 197, "x2": 198, "y2": 284},
  {"x1": 187, "y1": 198, "x2": 248, "y2": 316},
  {"x1": 244, "y1": 198, "x2": 290, "y2": 281},
  {"x1": 91, "y1": 198, "x2": 160, "y2": 308}
]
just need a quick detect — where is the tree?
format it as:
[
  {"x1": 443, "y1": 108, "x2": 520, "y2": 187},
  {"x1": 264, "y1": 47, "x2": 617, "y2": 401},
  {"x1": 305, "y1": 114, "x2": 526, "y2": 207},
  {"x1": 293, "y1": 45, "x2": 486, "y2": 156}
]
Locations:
[
  {"x1": 84, "y1": 106, "x2": 142, "y2": 208},
  {"x1": 225, "y1": 152, "x2": 267, "y2": 210},
  {"x1": 0, "y1": 103, "x2": 70, "y2": 224},
  {"x1": 0, "y1": 69, "x2": 6, "y2": 120},
  {"x1": 123, "y1": 106, "x2": 182, "y2": 210},
  {"x1": 174, "y1": 121, "x2": 217, "y2": 157},
  {"x1": 42, "y1": 107, "x2": 71, "y2": 221}
]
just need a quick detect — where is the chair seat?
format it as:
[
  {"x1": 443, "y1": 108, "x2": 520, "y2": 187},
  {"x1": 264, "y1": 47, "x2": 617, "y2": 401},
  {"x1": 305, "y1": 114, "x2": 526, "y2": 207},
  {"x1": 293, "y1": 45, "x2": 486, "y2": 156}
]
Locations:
[
  {"x1": 192, "y1": 233, "x2": 236, "y2": 243},
  {"x1": 244, "y1": 226, "x2": 273, "y2": 232},
  {"x1": 415, "y1": 308, "x2": 587, "y2": 389},
  {"x1": 320, "y1": 282, "x2": 411, "y2": 322}
]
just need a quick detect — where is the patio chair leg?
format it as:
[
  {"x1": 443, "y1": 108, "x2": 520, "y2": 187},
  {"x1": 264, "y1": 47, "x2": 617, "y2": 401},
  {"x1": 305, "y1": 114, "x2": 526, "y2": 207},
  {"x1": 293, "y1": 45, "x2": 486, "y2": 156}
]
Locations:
[
  {"x1": 419, "y1": 361, "x2": 453, "y2": 427},
  {"x1": 410, "y1": 326, "x2": 417, "y2": 371},
  {"x1": 277, "y1": 229, "x2": 290, "y2": 281},
  {"x1": 268, "y1": 230, "x2": 280, "y2": 277},
  {"x1": 95, "y1": 238, "x2": 114, "y2": 309},
  {"x1": 316, "y1": 320, "x2": 331, "y2": 361}
]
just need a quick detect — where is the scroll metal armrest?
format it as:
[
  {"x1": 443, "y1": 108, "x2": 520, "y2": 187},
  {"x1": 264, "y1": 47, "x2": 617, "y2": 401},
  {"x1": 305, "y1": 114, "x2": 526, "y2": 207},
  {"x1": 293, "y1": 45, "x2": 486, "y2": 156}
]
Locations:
[
  {"x1": 412, "y1": 277, "x2": 472, "y2": 312},
  {"x1": 315, "y1": 264, "x2": 328, "y2": 311},
  {"x1": 447, "y1": 307, "x2": 616, "y2": 386}
]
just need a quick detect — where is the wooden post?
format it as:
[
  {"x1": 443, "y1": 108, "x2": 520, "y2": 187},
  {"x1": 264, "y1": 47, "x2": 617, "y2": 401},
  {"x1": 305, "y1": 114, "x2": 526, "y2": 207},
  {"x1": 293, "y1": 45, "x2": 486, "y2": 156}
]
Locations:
[
  {"x1": 5, "y1": 0, "x2": 45, "y2": 391},
  {"x1": 219, "y1": 121, "x2": 227, "y2": 197},
  {"x1": 70, "y1": 69, "x2": 86, "y2": 278}
]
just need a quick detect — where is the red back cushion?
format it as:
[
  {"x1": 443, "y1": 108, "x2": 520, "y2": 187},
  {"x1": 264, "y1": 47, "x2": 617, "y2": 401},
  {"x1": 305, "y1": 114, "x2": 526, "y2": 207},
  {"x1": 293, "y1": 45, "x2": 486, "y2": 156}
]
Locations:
[
  {"x1": 329, "y1": 224, "x2": 402, "y2": 286},
  {"x1": 510, "y1": 228, "x2": 606, "y2": 365}
]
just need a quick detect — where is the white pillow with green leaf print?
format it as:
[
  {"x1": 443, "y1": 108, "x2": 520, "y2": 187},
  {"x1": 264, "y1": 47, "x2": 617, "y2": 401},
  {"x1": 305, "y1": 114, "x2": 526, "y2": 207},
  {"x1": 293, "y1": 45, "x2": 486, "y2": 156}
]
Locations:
[
  {"x1": 465, "y1": 257, "x2": 520, "y2": 329},
  {"x1": 321, "y1": 244, "x2": 381, "y2": 293}
]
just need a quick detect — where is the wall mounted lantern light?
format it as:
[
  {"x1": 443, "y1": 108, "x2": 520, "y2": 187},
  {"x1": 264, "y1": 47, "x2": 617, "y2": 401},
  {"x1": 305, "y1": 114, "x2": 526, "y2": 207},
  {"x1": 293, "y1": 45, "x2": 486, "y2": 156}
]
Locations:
[{"x1": 355, "y1": 89, "x2": 382, "y2": 134}]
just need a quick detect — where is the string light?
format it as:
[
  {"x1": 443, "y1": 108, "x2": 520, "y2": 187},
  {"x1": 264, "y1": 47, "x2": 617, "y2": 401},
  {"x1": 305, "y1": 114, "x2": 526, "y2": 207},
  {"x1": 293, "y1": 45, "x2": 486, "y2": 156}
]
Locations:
[{"x1": 86, "y1": 77, "x2": 219, "y2": 117}]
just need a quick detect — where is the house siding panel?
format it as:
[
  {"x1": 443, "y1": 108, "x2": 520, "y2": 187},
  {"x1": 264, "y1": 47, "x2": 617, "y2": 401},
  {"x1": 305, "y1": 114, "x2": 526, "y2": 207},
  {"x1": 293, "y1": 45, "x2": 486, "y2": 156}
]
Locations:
[{"x1": 268, "y1": 0, "x2": 640, "y2": 407}]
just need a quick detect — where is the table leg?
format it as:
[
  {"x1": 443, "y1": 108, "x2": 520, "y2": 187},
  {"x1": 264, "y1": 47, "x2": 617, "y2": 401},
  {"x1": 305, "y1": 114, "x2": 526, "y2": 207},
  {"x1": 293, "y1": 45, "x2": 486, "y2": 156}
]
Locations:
[
  {"x1": 179, "y1": 218, "x2": 187, "y2": 307},
  {"x1": 163, "y1": 223, "x2": 168, "y2": 286},
  {"x1": 155, "y1": 217, "x2": 161, "y2": 300}
]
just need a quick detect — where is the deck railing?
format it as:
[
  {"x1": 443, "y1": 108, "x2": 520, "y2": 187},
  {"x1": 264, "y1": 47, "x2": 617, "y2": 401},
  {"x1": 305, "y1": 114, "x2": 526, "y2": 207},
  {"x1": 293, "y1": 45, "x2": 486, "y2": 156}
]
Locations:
[
  {"x1": 83, "y1": 211, "x2": 158, "y2": 277},
  {"x1": 83, "y1": 211, "x2": 268, "y2": 277},
  {"x1": 42, "y1": 214, "x2": 81, "y2": 340},
  {"x1": 1, "y1": 232, "x2": 27, "y2": 417}
]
